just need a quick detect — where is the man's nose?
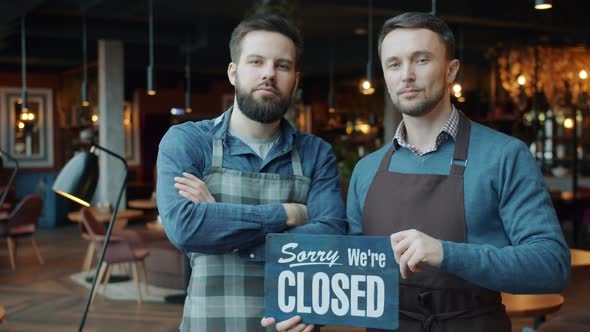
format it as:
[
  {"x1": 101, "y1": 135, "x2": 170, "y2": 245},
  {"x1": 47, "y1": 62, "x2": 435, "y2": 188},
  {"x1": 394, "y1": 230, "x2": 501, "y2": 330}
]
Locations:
[
  {"x1": 261, "y1": 63, "x2": 276, "y2": 81},
  {"x1": 401, "y1": 64, "x2": 416, "y2": 82}
]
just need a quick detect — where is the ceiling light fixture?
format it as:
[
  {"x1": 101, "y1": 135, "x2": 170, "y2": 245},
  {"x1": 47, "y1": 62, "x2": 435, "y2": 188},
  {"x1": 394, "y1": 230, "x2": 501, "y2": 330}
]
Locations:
[
  {"x1": 81, "y1": 13, "x2": 89, "y2": 107},
  {"x1": 328, "y1": 48, "x2": 335, "y2": 113},
  {"x1": 360, "y1": 0, "x2": 375, "y2": 95},
  {"x1": 534, "y1": 0, "x2": 553, "y2": 10},
  {"x1": 20, "y1": 15, "x2": 28, "y2": 113},
  {"x1": 453, "y1": 26, "x2": 465, "y2": 101},
  {"x1": 184, "y1": 34, "x2": 192, "y2": 113},
  {"x1": 147, "y1": 0, "x2": 156, "y2": 96}
]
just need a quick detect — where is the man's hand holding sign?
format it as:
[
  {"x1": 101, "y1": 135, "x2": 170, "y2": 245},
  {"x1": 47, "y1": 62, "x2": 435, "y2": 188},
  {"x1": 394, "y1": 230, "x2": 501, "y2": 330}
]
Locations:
[
  {"x1": 263, "y1": 234, "x2": 399, "y2": 330},
  {"x1": 390, "y1": 229, "x2": 444, "y2": 279}
]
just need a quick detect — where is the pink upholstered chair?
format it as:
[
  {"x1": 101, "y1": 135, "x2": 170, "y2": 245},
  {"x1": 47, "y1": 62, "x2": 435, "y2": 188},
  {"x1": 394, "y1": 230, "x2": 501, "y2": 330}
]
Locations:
[
  {"x1": 0, "y1": 194, "x2": 44, "y2": 270},
  {"x1": 79, "y1": 207, "x2": 150, "y2": 304}
]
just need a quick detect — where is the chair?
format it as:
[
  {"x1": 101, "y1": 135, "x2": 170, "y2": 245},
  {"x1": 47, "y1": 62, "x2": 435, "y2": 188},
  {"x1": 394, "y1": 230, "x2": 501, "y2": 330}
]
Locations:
[
  {"x1": 0, "y1": 194, "x2": 44, "y2": 270},
  {"x1": 79, "y1": 207, "x2": 150, "y2": 304},
  {"x1": 78, "y1": 216, "x2": 129, "y2": 274}
]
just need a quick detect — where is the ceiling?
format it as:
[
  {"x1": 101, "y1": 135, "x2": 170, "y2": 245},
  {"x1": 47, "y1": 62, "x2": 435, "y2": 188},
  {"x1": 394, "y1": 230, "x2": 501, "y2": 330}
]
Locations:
[{"x1": 0, "y1": 0, "x2": 588, "y2": 87}]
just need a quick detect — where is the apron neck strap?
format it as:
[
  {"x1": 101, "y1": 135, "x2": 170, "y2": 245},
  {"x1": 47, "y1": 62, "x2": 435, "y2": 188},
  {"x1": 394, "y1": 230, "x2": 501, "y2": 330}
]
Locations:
[
  {"x1": 212, "y1": 138, "x2": 223, "y2": 167},
  {"x1": 290, "y1": 146, "x2": 304, "y2": 176},
  {"x1": 378, "y1": 142, "x2": 397, "y2": 173},
  {"x1": 450, "y1": 113, "x2": 471, "y2": 176},
  {"x1": 377, "y1": 112, "x2": 472, "y2": 176},
  {"x1": 212, "y1": 138, "x2": 304, "y2": 176}
]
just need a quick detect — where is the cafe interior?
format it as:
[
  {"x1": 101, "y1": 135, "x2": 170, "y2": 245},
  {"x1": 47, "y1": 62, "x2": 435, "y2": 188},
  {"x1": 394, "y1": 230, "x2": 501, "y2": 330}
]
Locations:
[{"x1": 1, "y1": 0, "x2": 590, "y2": 331}]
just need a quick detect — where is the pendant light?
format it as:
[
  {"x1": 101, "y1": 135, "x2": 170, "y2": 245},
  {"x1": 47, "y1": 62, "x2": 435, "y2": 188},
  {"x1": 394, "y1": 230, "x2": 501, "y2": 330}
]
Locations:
[
  {"x1": 360, "y1": 0, "x2": 375, "y2": 95},
  {"x1": 184, "y1": 35, "x2": 192, "y2": 113},
  {"x1": 452, "y1": 27, "x2": 465, "y2": 103},
  {"x1": 81, "y1": 13, "x2": 89, "y2": 107},
  {"x1": 20, "y1": 15, "x2": 28, "y2": 113},
  {"x1": 147, "y1": 0, "x2": 156, "y2": 96},
  {"x1": 534, "y1": 0, "x2": 552, "y2": 10},
  {"x1": 328, "y1": 48, "x2": 335, "y2": 113}
]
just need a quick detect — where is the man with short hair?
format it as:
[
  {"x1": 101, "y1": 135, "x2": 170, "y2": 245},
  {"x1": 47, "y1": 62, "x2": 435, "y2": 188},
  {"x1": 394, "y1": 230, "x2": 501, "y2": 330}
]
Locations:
[
  {"x1": 347, "y1": 12, "x2": 570, "y2": 331},
  {"x1": 157, "y1": 14, "x2": 346, "y2": 332}
]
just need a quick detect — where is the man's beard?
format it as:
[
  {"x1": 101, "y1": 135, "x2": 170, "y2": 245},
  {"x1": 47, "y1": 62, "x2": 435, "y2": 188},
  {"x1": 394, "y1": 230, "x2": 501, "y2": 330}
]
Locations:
[
  {"x1": 393, "y1": 84, "x2": 445, "y2": 117},
  {"x1": 235, "y1": 78, "x2": 293, "y2": 124}
]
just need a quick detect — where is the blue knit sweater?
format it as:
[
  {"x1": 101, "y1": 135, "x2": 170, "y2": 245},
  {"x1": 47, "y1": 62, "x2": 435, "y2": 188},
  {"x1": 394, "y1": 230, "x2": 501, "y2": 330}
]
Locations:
[{"x1": 347, "y1": 121, "x2": 570, "y2": 294}]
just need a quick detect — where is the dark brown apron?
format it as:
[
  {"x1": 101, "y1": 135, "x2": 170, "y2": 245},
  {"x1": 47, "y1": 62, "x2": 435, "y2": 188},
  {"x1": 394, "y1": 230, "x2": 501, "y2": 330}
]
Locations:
[{"x1": 362, "y1": 114, "x2": 510, "y2": 332}]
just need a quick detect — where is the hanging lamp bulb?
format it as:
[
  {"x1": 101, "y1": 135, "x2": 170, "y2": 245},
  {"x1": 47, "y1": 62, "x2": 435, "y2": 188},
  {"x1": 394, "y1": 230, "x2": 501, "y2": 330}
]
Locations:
[
  {"x1": 360, "y1": 79, "x2": 375, "y2": 95},
  {"x1": 147, "y1": 0, "x2": 156, "y2": 96},
  {"x1": 81, "y1": 13, "x2": 90, "y2": 107},
  {"x1": 328, "y1": 48, "x2": 336, "y2": 112},
  {"x1": 359, "y1": 0, "x2": 375, "y2": 95},
  {"x1": 184, "y1": 34, "x2": 192, "y2": 113},
  {"x1": 20, "y1": 15, "x2": 28, "y2": 112},
  {"x1": 534, "y1": 0, "x2": 552, "y2": 10}
]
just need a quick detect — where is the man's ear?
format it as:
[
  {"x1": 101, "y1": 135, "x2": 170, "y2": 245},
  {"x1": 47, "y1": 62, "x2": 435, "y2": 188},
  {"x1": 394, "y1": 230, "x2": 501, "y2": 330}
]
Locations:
[
  {"x1": 227, "y1": 62, "x2": 237, "y2": 86},
  {"x1": 446, "y1": 59, "x2": 460, "y2": 84}
]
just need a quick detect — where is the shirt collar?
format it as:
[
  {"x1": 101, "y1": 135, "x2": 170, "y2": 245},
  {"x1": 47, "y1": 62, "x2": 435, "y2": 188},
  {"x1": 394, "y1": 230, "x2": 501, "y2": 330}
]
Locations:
[
  {"x1": 393, "y1": 104, "x2": 460, "y2": 154},
  {"x1": 209, "y1": 106, "x2": 298, "y2": 149}
]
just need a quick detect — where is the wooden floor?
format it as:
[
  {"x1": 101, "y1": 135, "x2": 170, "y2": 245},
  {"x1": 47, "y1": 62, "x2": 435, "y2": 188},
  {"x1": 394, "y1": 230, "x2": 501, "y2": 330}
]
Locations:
[
  {"x1": 1, "y1": 225, "x2": 589, "y2": 332},
  {"x1": 0, "y1": 225, "x2": 182, "y2": 332}
]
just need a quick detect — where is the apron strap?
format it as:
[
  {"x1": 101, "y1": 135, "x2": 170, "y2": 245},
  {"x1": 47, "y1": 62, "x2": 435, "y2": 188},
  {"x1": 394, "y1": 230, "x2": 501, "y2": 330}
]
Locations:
[
  {"x1": 212, "y1": 138, "x2": 223, "y2": 168},
  {"x1": 378, "y1": 112, "x2": 472, "y2": 175},
  {"x1": 378, "y1": 144, "x2": 397, "y2": 173},
  {"x1": 450, "y1": 113, "x2": 471, "y2": 176},
  {"x1": 290, "y1": 146, "x2": 304, "y2": 176}
]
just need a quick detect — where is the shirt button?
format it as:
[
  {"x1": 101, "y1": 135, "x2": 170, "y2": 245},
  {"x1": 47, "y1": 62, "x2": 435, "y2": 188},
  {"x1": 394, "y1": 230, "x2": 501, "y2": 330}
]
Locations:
[{"x1": 250, "y1": 253, "x2": 255, "y2": 259}]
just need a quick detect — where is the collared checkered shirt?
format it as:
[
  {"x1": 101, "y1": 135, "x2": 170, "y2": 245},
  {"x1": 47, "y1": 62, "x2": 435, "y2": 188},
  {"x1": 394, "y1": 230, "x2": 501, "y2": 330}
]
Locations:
[{"x1": 393, "y1": 105, "x2": 460, "y2": 156}]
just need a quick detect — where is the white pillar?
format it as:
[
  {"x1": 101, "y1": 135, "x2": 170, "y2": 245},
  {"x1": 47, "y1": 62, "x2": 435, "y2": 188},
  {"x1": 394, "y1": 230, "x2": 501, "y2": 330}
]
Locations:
[{"x1": 97, "y1": 40, "x2": 126, "y2": 209}]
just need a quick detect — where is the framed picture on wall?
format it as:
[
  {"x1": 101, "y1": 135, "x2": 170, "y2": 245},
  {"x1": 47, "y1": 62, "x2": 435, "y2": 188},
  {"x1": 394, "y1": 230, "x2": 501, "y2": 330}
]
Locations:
[{"x1": 0, "y1": 87, "x2": 54, "y2": 168}]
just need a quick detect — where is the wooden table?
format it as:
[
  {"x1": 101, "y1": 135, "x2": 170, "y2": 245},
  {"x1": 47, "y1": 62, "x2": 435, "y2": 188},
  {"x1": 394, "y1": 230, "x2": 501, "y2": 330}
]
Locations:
[
  {"x1": 571, "y1": 248, "x2": 590, "y2": 268},
  {"x1": 67, "y1": 207, "x2": 144, "y2": 229},
  {"x1": 128, "y1": 199, "x2": 157, "y2": 210},
  {"x1": 503, "y1": 293, "x2": 564, "y2": 327},
  {"x1": 146, "y1": 220, "x2": 164, "y2": 232}
]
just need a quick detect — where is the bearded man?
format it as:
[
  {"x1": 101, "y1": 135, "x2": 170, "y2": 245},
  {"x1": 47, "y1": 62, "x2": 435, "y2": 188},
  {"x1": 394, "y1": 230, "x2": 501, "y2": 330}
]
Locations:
[{"x1": 156, "y1": 14, "x2": 346, "y2": 332}]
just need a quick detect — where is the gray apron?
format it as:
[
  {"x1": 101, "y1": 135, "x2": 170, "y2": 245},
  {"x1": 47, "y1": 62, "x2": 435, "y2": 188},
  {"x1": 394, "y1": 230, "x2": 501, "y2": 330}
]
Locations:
[
  {"x1": 180, "y1": 138, "x2": 311, "y2": 332},
  {"x1": 362, "y1": 114, "x2": 511, "y2": 331}
]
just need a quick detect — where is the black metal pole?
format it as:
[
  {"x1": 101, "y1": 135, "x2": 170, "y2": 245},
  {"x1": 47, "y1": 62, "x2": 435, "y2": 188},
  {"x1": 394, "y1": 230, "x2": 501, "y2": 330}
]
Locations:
[
  {"x1": 77, "y1": 144, "x2": 127, "y2": 332},
  {"x1": 0, "y1": 149, "x2": 19, "y2": 209}
]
